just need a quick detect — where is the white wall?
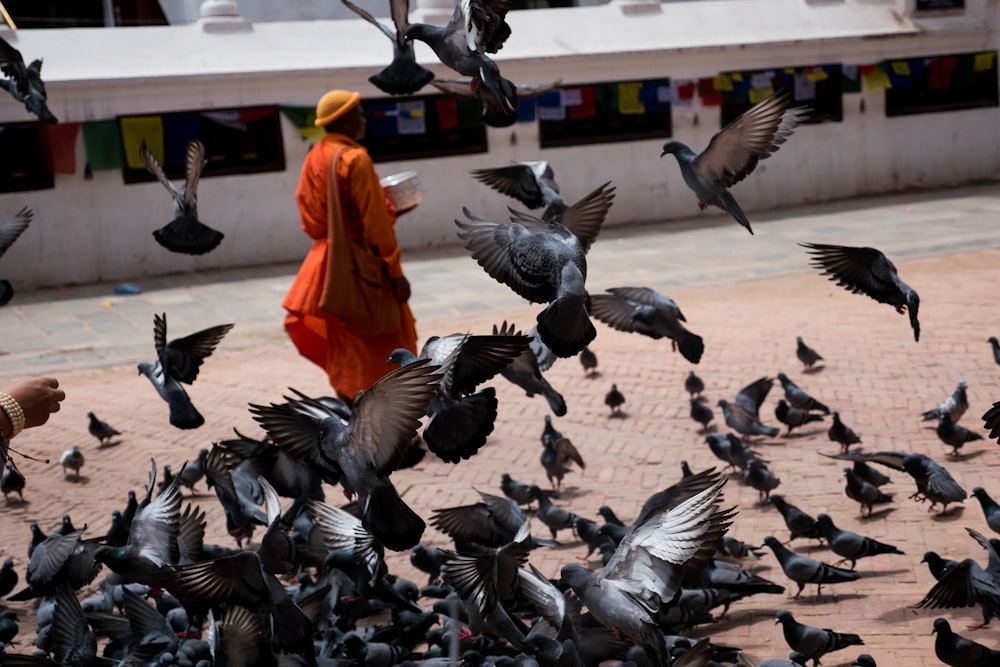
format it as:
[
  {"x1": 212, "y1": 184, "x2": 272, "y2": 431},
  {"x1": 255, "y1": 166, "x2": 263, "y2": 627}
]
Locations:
[{"x1": 0, "y1": 0, "x2": 998, "y2": 288}]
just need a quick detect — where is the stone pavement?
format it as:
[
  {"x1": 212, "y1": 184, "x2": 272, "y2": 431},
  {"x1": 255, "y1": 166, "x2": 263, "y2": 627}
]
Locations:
[{"x1": 0, "y1": 183, "x2": 999, "y2": 665}]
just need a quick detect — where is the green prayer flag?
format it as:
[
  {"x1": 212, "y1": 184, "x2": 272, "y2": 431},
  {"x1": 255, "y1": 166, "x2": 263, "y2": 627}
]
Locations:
[
  {"x1": 279, "y1": 105, "x2": 324, "y2": 142},
  {"x1": 455, "y1": 98, "x2": 483, "y2": 129},
  {"x1": 81, "y1": 120, "x2": 122, "y2": 171}
]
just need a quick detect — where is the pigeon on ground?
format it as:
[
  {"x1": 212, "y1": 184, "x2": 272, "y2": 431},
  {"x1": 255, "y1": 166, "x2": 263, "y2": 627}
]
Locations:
[
  {"x1": 531, "y1": 485, "x2": 579, "y2": 539},
  {"x1": 579, "y1": 346, "x2": 598, "y2": 377},
  {"x1": 851, "y1": 655, "x2": 877, "y2": 667},
  {"x1": 493, "y1": 322, "x2": 566, "y2": 416},
  {"x1": 138, "y1": 313, "x2": 233, "y2": 430},
  {"x1": 777, "y1": 373, "x2": 830, "y2": 415},
  {"x1": 716, "y1": 535, "x2": 764, "y2": 561},
  {"x1": 775, "y1": 399, "x2": 824, "y2": 436},
  {"x1": 389, "y1": 330, "x2": 529, "y2": 463},
  {"x1": 769, "y1": 495, "x2": 823, "y2": 545},
  {"x1": 175, "y1": 447, "x2": 208, "y2": 493},
  {"x1": 985, "y1": 402, "x2": 1000, "y2": 445},
  {"x1": 814, "y1": 513, "x2": 904, "y2": 570},
  {"x1": 690, "y1": 397, "x2": 715, "y2": 431},
  {"x1": 0, "y1": 558, "x2": 17, "y2": 601},
  {"x1": 660, "y1": 90, "x2": 808, "y2": 235},
  {"x1": 540, "y1": 415, "x2": 584, "y2": 491},
  {"x1": 763, "y1": 536, "x2": 860, "y2": 599},
  {"x1": 87, "y1": 411, "x2": 121, "y2": 446},
  {"x1": 800, "y1": 241, "x2": 920, "y2": 341},
  {"x1": 560, "y1": 470, "x2": 734, "y2": 667},
  {"x1": 718, "y1": 399, "x2": 779, "y2": 438},
  {"x1": 1, "y1": 459, "x2": 24, "y2": 501},
  {"x1": 405, "y1": 0, "x2": 518, "y2": 122},
  {"x1": 140, "y1": 139, "x2": 224, "y2": 255},
  {"x1": 932, "y1": 617, "x2": 1000, "y2": 666},
  {"x1": 828, "y1": 411, "x2": 862, "y2": 454},
  {"x1": 736, "y1": 376, "x2": 774, "y2": 417},
  {"x1": 846, "y1": 451, "x2": 966, "y2": 514},
  {"x1": 685, "y1": 371, "x2": 705, "y2": 398},
  {"x1": 339, "y1": 0, "x2": 434, "y2": 95},
  {"x1": 743, "y1": 458, "x2": 780, "y2": 503},
  {"x1": 923, "y1": 380, "x2": 970, "y2": 423},
  {"x1": 917, "y1": 528, "x2": 1000, "y2": 630},
  {"x1": 248, "y1": 359, "x2": 441, "y2": 551},
  {"x1": 500, "y1": 472, "x2": 537, "y2": 507},
  {"x1": 604, "y1": 383, "x2": 625, "y2": 416},
  {"x1": 990, "y1": 338, "x2": 1000, "y2": 366},
  {"x1": 937, "y1": 413, "x2": 983, "y2": 456},
  {"x1": 973, "y1": 487, "x2": 1000, "y2": 536},
  {"x1": 0, "y1": 206, "x2": 32, "y2": 306},
  {"x1": 774, "y1": 610, "x2": 864, "y2": 667},
  {"x1": 410, "y1": 544, "x2": 454, "y2": 585},
  {"x1": 60, "y1": 445, "x2": 85, "y2": 479},
  {"x1": 0, "y1": 35, "x2": 57, "y2": 123},
  {"x1": 590, "y1": 286, "x2": 705, "y2": 364},
  {"x1": 455, "y1": 183, "x2": 615, "y2": 357},
  {"x1": 843, "y1": 466, "x2": 893, "y2": 517},
  {"x1": 795, "y1": 336, "x2": 823, "y2": 370}
]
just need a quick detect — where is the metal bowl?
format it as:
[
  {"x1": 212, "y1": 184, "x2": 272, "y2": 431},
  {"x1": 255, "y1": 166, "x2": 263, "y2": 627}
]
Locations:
[{"x1": 380, "y1": 170, "x2": 423, "y2": 214}]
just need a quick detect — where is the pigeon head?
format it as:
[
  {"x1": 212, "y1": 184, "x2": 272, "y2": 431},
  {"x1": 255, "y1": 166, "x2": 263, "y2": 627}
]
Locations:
[
  {"x1": 973, "y1": 487, "x2": 989, "y2": 500},
  {"x1": 957, "y1": 380, "x2": 968, "y2": 390},
  {"x1": 775, "y1": 609, "x2": 793, "y2": 625},
  {"x1": 762, "y1": 536, "x2": 783, "y2": 552},
  {"x1": 387, "y1": 348, "x2": 417, "y2": 367},
  {"x1": 851, "y1": 656, "x2": 876, "y2": 667},
  {"x1": 777, "y1": 372, "x2": 791, "y2": 384},
  {"x1": 660, "y1": 139, "x2": 693, "y2": 159},
  {"x1": 2, "y1": 559, "x2": 11, "y2": 568},
  {"x1": 815, "y1": 513, "x2": 833, "y2": 528},
  {"x1": 559, "y1": 563, "x2": 591, "y2": 590},
  {"x1": 932, "y1": 618, "x2": 950, "y2": 634}
]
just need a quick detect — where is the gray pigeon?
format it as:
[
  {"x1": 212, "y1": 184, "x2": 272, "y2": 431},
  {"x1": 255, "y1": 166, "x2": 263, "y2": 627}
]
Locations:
[
  {"x1": 743, "y1": 458, "x2": 780, "y2": 503},
  {"x1": 777, "y1": 373, "x2": 830, "y2": 414},
  {"x1": 763, "y1": 536, "x2": 860, "y2": 599},
  {"x1": 990, "y1": 337, "x2": 1000, "y2": 366},
  {"x1": 937, "y1": 412, "x2": 983, "y2": 456},
  {"x1": 140, "y1": 139, "x2": 224, "y2": 255},
  {"x1": 590, "y1": 286, "x2": 705, "y2": 364},
  {"x1": 828, "y1": 411, "x2": 862, "y2": 454},
  {"x1": 248, "y1": 359, "x2": 442, "y2": 551},
  {"x1": 604, "y1": 383, "x2": 625, "y2": 416},
  {"x1": 405, "y1": 0, "x2": 518, "y2": 121},
  {"x1": 435, "y1": 77, "x2": 562, "y2": 127},
  {"x1": 932, "y1": 617, "x2": 1000, "y2": 666},
  {"x1": 455, "y1": 183, "x2": 615, "y2": 357},
  {"x1": 922, "y1": 380, "x2": 969, "y2": 422},
  {"x1": 918, "y1": 528, "x2": 1000, "y2": 630},
  {"x1": 814, "y1": 513, "x2": 903, "y2": 570},
  {"x1": 0, "y1": 206, "x2": 32, "y2": 306},
  {"x1": 87, "y1": 411, "x2": 121, "y2": 446},
  {"x1": 660, "y1": 90, "x2": 808, "y2": 234},
  {"x1": 339, "y1": 0, "x2": 434, "y2": 95},
  {"x1": 59, "y1": 444, "x2": 85, "y2": 479},
  {"x1": 579, "y1": 345, "x2": 598, "y2": 377},
  {"x1": 770, "y1": 496, "x2": 822, "y2": 544},
  {"x1": 843, "y1": 466, "x2": 893, "y2": 517},
  {"x1": 973, "y1": 487, "x2": 1000, "y2": 536},
  {"x1": 531, "y1": 485, "x2": 579, "y2": 539},
  {"x1": 500, "y1": 472, "x2": 537, "y2": 507},
  {"x1": 685, "y1": 371, "x2": 705, "y2": 398},
  {"x1": 560, "y1": 470, "x2": 734, "y2": 667},
  {"x1": 735, "y1": 376, "x2": 774, "y2": 417},
  {"x1": 800, "y1": 241, "x2": 920, "y2": 342},
  {"x1": 138, "y1": 313, "x2": 233, "y2": 430},
  {"x1": 540, "y1": 415, "x2": 585, "y2": 491},
  {"x1": 494, "y1": 321, "x2": 566, "y2": 416},
  {"x1": 718, "y1": 399, "x2": 779, "y2": 438},
  {"x1": 796, "y1": 336, "x2": 823, "y2": 370},
  {"x1": 986, "y1": 401, "x2": 1000, "y2": 445},
  {"x1": 0, "y1": 35, "x2": 57, "y2": 123},
  {"x1": 842, "y1": 450, "x2": 966, "y2": 513},
  {"x1": 774, "y1": 610, "x2": 864, "y2": 667},
  {"x1": 470, "y1": 161, "x2": 567, "y2": 220},
  {"x1": 851, "y1": 655, "x2": 877, "y2": 667},
  {"x1": 430, "y1": 489, "x2": 528, "y2": 549},
  {"x1": 775, "y1": 399, "x2": 824, "y2": 436},
  {"x1": 1, "y1": 460, "x2": 24, "y2": 501},
  {"x1": 690, "y1": 397, "x2": 715, "y2": 431},
  {"x1": 760, "y1": 655, "x2": 809, "y2": 667}
]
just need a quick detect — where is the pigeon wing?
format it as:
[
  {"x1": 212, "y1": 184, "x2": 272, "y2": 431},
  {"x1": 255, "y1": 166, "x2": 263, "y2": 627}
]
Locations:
[
  {"x1": 430, "y1": 502, "x2": 512, "y2": 546},
  {"x1": 0, "y1": 206, "x2": 31, "y2": 257},
  {"x1": 183, "y1": 140, "x2": 207, "y2": 208},
  {"x1": 735, "y1": 376, "x2": 774, "y2": 414},
  {"x1": 448, "y1": 333, "x2": 531, "y2": 396},
  {"x1": 247, "y1": 398, "x2": 329, "y2": 473},
  {"x1": 799, "y1": 242, "x2": 907, "y2": 306},
  {"x1": 168, "y1": 551, "x2": 268, "y2": 607},
  {"x1": 140, "y1": 140, "x2": 185, "y2": 208},
  {"x1": 606, "y1": 286, "x2": 685, "y2": 321},
  {"x1": 129, "y1": 469, "x2": 182, "y2": 566},
  {"x1": 0, "y1": 34, "x2": 26, "y2": 80},
  {"x1": 163, "y1": 321, "x2": 235, "y2": 384},
  {"x1": 693, "y1": 91, "x2": 803, "y2": 189},
  {"x1": 917, "y1": 558, "x2": 994, "y2": 609},
  {"x1": 553, "y1": 181, "x2": 615, "y2": 252},
  {"x1": 590, "y1": 293, "x2": 660, "y2": 338},
  {"x1": 470, "y1": 164, "x2": 547, "y2": 209},
  {"x1": 984, "y1": 402, "x2": 1000, "y2": 443},
  {"x1": 341, "y1": 0, "x2": 398, "y2": 41}
]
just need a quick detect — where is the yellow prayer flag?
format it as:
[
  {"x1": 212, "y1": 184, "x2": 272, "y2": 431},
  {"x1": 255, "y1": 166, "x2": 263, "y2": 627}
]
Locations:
[
  {"x1": 120, "y1": 116, "x2": 164, "y2": 170},
  {"x1": 712, "y1": 75, "x2": 733, "y2": 92},
  {"x1": 731, "y1": 73, "x2": 744, "y2": 82},
  {"x1": 748, "y1": 86, "x2": 774, "y2": 104},
  {"x1": 974, "y1": 52, "x2": 996, "y2": 72},
  {"x1": 617, "y1": 82, "x2": 645, "y2": 115},
  {"x1": 805, "y1": 68, "x2": 829, "y2": 82},
  {"x1": 863, "y1": 69, "x2": 891, "y2": 91},
  {"x1": 296, "y1": 126, "x2": 325, "y2": 143},
  {"x1": 891, "y1": 60, "x2": 911, "y2": 76}
]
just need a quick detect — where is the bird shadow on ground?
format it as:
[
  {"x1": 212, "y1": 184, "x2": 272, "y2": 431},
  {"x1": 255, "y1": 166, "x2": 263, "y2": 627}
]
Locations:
[
  {"x1": 584, "y1": 371, "x2": 602, "y2": 380},
  {"x1": 607, "y1": 412, "x2": 628, "y2": 420},
  {"x1": 949, "y1": 450, "x2": 986, "y2": 462},
  {"x1": 63, "y1": 475, "x2": 89, "y2": 484},
  {"x1": 792, "y1": 542, "x2": 829, "y2": 554},
  {"x1": 861, "y1": 567, "x2": 911, "y2": 578},
  {"x1": 793, "y1": 592, "x2": 867, "y2": 605},
  {"x1": 708, "y1": 607, "x2": 783, "y2": 631},
  {"x1": 931, "y1": 506, "x2": 966, "y2": 522},
  {"x1": 97, "y1": 439, "x2": 124, "y2": 449},
  {"x1": 802, "y1": 366, "x2": 825, "y2": 375},
  {"x1": 784, "y1": 427, "x2": 827, "y2": 439},
  {"x1": 859, "y1": 507, "x2": 898, "y2": 521},
  {"x1": 3, "y1": 497, "x2": 28, "y2": 505}
]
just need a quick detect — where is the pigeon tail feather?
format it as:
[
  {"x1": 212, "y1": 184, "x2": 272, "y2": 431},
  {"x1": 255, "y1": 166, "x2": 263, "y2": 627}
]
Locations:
[
  {"x1": 536, "y1": 296, "x2": 596, "y2": 358},
  {"x1": 363, "y1": 480, "x2": 426, "y2": 551},
  {"x1": 153, "y1": 217, "x2": 224, "y2": 256},
  {"x1": 677, "y1": 329, "x2": 705, "y2": 365}
]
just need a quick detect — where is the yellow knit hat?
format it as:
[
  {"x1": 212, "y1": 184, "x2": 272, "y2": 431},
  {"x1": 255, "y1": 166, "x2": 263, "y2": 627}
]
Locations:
[{"x1": 314, "y1": 90, "x2": 362, "y2": 127}]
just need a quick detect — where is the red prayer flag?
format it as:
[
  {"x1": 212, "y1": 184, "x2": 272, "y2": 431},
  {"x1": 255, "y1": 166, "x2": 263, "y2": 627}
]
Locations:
[
  {"x1": 39, "y1": 122, "x2": 80, "y2": 175},
  {"x1": 567, "y1": 86, "x2": 596, "y2": 120},
  {"x1": 698, "y1": 78, "x2": 722, "y2": 106},
  {"x1": 436, "y1": 97, "x2": 458, "y2": 130},
  {"x1": 676, "y1": 81, "x2": 696, "y2": 101}
]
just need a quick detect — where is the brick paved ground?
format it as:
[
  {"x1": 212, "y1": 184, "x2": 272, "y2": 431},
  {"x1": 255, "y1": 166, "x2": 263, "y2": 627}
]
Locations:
[{"x1": 0, "y1": 191, "x2": 999, "y2": 665}]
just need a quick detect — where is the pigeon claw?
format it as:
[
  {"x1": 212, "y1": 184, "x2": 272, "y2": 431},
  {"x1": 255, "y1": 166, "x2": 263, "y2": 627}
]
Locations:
[{"x1": 966, "y1": 622, "x2": 990, "y2": 631}]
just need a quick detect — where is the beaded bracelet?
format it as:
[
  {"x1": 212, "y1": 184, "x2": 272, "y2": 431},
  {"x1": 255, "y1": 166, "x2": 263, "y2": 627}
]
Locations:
[{"x1": 0, "y1": 392, "x2": 25, "y2": 440}]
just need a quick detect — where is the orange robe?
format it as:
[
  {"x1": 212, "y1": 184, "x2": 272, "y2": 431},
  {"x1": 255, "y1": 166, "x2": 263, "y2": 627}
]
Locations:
[{"x1": 283, "y1": 133, "x2": 418, "y2": 399}]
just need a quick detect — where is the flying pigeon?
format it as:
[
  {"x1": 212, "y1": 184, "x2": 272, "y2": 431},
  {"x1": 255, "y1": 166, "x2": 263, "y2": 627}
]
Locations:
[
  {"x1": 405, "y1": 0, "x2": 518, "y2": 121},
  {"x1": 922, "y1": 380, "x2": 969, "y2": 423},
  {"x1": 795, "y1": 336, "x2": 823, "y2": 370},
  {"x1": 685, "y1": 370, "x2": 705, "y2": 398},
  {"x1": 774, "y1": 399, "x2": 824, "y2": 436},
  {"x1": 973, "y1": 487, "x2": 1000, "y2": 536},
  {"x1": 0, "y1": 206, "x2": 31, "y2": 306},
  {"x1": 814, "y1": 513, "x2": 904, "y2": 570},
  {"x1": 560, "y1": 470, "x2": 734, "y2": 667},
  {"x1": 455, "y1": 182, "x2": 615, "y2": 357},
  {"x1": 429, "y1": 489, "x2": 529, "y2": 550},
  {"x1": 800, "y1": 241, "x2": 920, "y2": 341},
  {"x1": 937, "y1": 413, "x2": 983, "y2": 456},
  {"x1": 340, "y1": 0, "x2": 434, "y2": 95},
  {"x1": 470, "y1": 160, "x2": 567, "y2": 219},
  {"x1": 0, "y1": 34, "x2": 57, "y2": 123},
  {"x1": 990, "y1": 337, "x2": 1000, "y2": 366},
  {"x1": 763, "y1": 537, "x2": 859, "y2": 599},
  {"x1": 140, "y1": 139, "x2": 224, "y2": 255},
  {"x1": 590, "y1": 286, "x2": 705, "y2": 364},
  {"x1": 604, "y1": 383, "x2": 625, "y2": 416},
  {"x1": 660, "y1": 89, "x2": 808, "y2": 234},
  {"x1": 87, "y1": 411, "x2": 121, "y2": 446},
  {"x1": 718, "y1": 399, "x2": 779, "y2": 438},
  {"x1": 774, "y1": 610, "x2": 864, "y2": 666},
  {"x1": 493, "y1": 321, "x2": 566, "y2": 416},
  {"x1": 60, "y1": 444, "x2": 84, "y2": 479},
  {"x1": 248, "y1": 359, "x2": 441, "y2": 551},
  {"x1": 918, "y1": 528, "x2": 1000, "y2": 630},
  {"x1": 985, "y1": 401, "x2": 1000, "y2": 445},
  {"x1": 932, "y1": 617, "x2": 1000, "y2": 666},
  {"x1": 579, "y1": 345, "x2": 598, "y2": 377},
  {"x1": 828, "y1": 411, "x2": 862, "y2": 454},
  {"x1": 436, "y1": 77, "x2": 561, "y2": 126},
  {"x1": 843, "y1": 466, "x2": 893, "y2": 517},
  {"x1": 776, "y1": 373, "x2": 829, "y2": 414},
  {"x1": 137, "y1": 313, "x2": 234, "y2": 430}
]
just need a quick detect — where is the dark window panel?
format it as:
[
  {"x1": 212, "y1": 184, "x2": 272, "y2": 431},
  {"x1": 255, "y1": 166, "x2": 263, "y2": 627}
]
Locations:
[
  {"x1": 0, "y1": 123, "x2": 54, "y2": 193},
  {"x1": 885, "y1": 52, "x2": 998, "y2": 117}
]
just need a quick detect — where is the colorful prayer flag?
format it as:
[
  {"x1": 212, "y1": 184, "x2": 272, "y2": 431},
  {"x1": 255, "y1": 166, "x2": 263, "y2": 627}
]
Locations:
[
  {"x1": 278, "y1": 106, "x2": 324, "y2": 142},
  {"x1": 712, "y1": 75, "x2": 733, "y2": 92},
  {"x1": 974, "y1": 51, "x2": 996, "y2": 72},
  {"x1": 38, "y1": 122, "x2": 80, "y2": 175},
  {"x1": 617, "y1": 82, "x2": 645, "y2": 115},
  {"x1": 120, "y1": 116, "x2": 164, "y2": 170},
  {"x1": 81, "y1": 120, "x2": 123, "y2": 171},
  {"x1": 396, "y1": 100, "x2": 426, "y2": 135}
]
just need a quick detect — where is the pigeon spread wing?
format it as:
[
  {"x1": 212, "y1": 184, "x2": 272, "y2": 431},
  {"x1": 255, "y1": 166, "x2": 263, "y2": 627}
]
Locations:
[
  {"x1": 183, "y1": 140, "x2": 207, "y2": 208},
  {"x1": 0, "y1": 206, "x2": 31, "y2": 258},
  {"x1": 463, "y1": 0, "x2": 512, "y2": 54},
  {"x1": 799, "y1": 242, "x2": 909, "y2": 305},
  {"x1": 590, "y1": 292, "x2": 661, "y2": 339},
  {"x1": 155, "y1": 313, "x2": 234, "y2": 384},
  {"x1": 693, "y1": 91, "x2": 806, "y2": 189},
  {"x1": 140, "y1": 140, "x2": 185, "y2": 209},
  {"x1": 341, "y1": 0, "x2": 398, "y2": 41},
  {"x1": 549, "y1": 181, "x2": 615, "y2": 252},
  {"x1": 608, "y1": 286, "x2": 685, "y2": 320},
  {"x1": 470, "y1": 163, "x2": 548, "y2": 209}
]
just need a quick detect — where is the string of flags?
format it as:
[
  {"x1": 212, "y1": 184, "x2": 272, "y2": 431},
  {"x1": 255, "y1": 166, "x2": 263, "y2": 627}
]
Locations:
[{"x1": 23, "y1": 50, "x2": 999, "y2": 174}]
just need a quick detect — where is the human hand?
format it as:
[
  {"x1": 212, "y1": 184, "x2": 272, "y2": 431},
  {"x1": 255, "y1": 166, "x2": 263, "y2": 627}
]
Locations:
[
  {"x1": 390, "y1": 275, "x2": 411, "y2": 303},
  {"x1": 8, "y1": 377, "x2": 65, "y2": 430}
]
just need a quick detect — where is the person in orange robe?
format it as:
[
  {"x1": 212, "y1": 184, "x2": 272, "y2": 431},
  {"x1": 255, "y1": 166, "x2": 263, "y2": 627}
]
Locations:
[{"x1": 283, "y1": 90, "x2": 418, "y2": 404}]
